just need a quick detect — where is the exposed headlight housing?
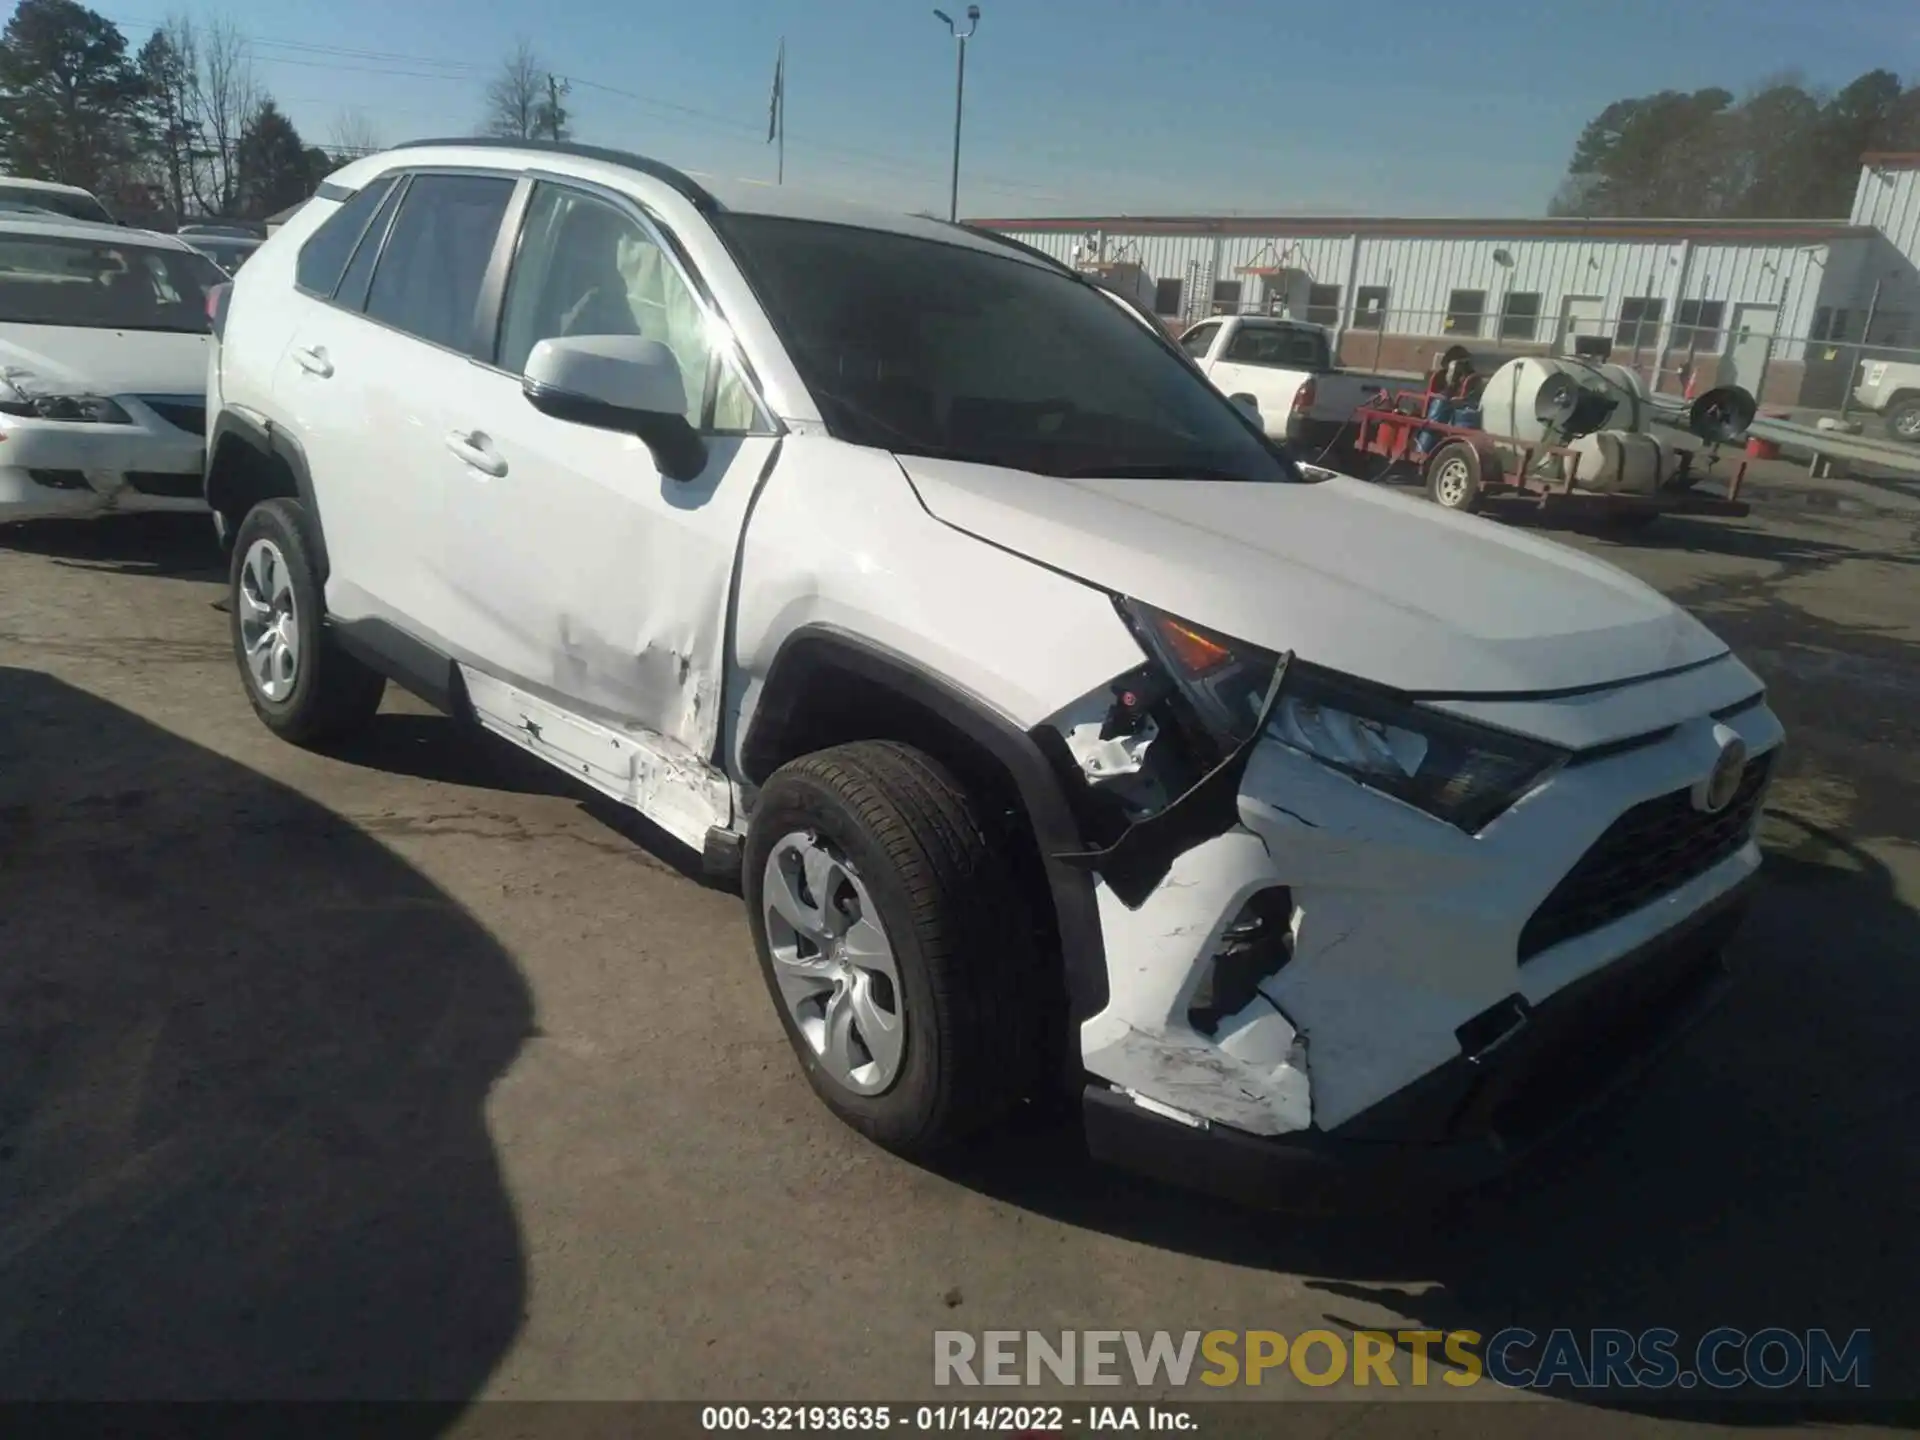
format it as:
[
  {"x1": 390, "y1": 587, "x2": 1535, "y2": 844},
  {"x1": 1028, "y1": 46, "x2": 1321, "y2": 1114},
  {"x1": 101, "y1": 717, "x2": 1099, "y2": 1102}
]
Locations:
[
  {"x1": 0, "y1": 369, "x2": 132, "y2": 424},
  {"x1": 1118, "y1": 599, "x2": 1567, "y2": 833}
]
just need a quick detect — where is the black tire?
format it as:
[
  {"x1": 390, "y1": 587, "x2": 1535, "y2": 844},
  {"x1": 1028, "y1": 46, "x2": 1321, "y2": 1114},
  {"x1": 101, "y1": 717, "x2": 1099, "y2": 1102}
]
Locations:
[
  {"x1": 1885, "y1": 397, "x2": 1920, "y2": 445},
  {"x1": 743, "y1": 740, "x2": 1042, "y2": 1157},
  {"x1": 228, "y1": 497, "x2": 385, "y2": 745},
  {"x1": 1425, "y1": 440, "x2": 1485, "y2": 513}
]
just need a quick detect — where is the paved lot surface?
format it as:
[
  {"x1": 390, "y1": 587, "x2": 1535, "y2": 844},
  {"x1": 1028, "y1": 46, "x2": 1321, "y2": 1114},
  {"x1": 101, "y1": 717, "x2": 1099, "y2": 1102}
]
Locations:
[{"x1": 2, "y1": 489, "x2": 1915, "y2": 1433}]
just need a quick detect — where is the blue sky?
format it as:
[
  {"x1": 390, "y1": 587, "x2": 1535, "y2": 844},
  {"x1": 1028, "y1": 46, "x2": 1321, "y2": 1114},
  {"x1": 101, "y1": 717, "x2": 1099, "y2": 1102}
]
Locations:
[{"x1": 86, "y1": 0, "x2": 1920, "y2": 218}]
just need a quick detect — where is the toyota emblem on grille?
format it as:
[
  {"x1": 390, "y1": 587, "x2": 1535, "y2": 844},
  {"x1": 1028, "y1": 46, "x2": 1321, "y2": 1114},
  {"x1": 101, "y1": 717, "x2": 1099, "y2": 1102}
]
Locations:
[{"x1": 1694, "y1": 732, "x2": 1750, "y2": 814}]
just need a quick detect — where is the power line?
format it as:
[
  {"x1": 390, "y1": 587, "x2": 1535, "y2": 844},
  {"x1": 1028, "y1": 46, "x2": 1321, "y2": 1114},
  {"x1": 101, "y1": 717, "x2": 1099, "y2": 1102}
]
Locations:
[{"x1": 102, "y1": 10, "x2": 1071, "y2": 202}]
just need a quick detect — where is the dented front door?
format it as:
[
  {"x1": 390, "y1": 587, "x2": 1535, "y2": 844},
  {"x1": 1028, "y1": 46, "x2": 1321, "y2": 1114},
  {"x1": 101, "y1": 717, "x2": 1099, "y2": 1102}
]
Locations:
[{"x1": 436, "y1": 180, "x2": 778, "y2": 763}]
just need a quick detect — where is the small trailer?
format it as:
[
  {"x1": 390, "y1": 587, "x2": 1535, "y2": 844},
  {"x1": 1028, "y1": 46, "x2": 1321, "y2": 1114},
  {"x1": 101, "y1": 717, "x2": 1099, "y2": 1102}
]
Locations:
[{"x1": 1351, "y1": 364, "x2": 1754, "y2": 530}]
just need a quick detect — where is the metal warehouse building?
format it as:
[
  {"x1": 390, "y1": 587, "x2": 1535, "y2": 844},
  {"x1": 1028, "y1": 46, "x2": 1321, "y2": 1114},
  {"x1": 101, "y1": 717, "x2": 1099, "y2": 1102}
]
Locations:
[{"x1": 976, "y1": 154, "x2": 1920, "y2": 409}]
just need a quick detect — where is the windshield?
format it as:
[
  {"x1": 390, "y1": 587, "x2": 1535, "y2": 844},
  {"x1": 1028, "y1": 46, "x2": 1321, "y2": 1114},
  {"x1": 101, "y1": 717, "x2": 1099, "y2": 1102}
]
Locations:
[
  {"x1": 716, "y1": 215, "x2": 1298, "y2": 483},
  {"x1": 0, "y1": 183, "x2": 113, "y2": 225},
  {"x1": 0, "y1": 234, "x2": 220, "y2": 333}
]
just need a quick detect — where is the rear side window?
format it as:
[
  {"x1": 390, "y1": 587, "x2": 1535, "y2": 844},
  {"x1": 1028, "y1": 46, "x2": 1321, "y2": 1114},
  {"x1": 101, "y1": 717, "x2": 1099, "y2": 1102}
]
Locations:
[
  {"x1": 364, "y1": 173, "x2": 515, "y2": 354},
  {"x1": 333, "y1": 178, "x2": 409, "y2": 312},
  {"x1": 296, "y1": 177, "x2": 395, "y2": 297}
]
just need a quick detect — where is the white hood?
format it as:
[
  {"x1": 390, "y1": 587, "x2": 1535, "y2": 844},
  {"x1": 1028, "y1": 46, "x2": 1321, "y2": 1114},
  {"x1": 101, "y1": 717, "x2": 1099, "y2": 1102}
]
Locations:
[
  {"x1": 899, "y1": 458, "x2": 1727, "y2": 695},
  {"x1": 0, "y1": 325, "x2": 208, "y2": 396}
]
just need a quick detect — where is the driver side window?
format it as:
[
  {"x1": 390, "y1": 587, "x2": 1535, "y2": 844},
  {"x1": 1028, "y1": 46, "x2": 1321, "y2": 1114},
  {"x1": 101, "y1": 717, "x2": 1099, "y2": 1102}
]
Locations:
[{"x1": 497, "y1": 183, "x2": 762, "y2": 430}]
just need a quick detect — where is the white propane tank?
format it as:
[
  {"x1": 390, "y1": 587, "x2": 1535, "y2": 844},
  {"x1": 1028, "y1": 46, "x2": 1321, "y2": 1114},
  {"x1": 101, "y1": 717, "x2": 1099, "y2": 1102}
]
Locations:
[
  {"x1": 1479, "y1": 355, "x2": 1650, "y2": 445},
  {"x1": 1568, "y1": 429, "x2": 1664, "y2": 495}
]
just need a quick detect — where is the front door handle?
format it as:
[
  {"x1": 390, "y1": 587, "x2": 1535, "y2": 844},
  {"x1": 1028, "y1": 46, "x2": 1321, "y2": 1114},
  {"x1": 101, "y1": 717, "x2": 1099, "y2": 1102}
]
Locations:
[
  {"x1": 291, "y1": 345, "x2": 333, "y2": 378},
  {"x1": 445, "y1": 430, "x2": 508, "y2": 478}
]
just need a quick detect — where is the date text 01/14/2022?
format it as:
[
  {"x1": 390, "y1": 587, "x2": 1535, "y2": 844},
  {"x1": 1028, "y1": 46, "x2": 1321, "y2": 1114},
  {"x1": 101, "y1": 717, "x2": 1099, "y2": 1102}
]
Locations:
[{"x1": 699, "y1": 1405, "x2": 1198, "y2": 1431}]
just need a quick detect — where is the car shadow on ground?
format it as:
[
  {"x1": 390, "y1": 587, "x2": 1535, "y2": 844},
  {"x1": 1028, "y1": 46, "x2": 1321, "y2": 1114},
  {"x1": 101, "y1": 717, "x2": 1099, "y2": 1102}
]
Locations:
[
  {"x1": 319, "y1": 709, "x2": 714, "y2": 887},
  {"x1": 0, "y1": 512, "x2": 226, "y2": 582},
  {"x1": 0, "y1": 667, "x2": 534, "y2": 1406},
  {"x1": 1552, "y1": 512, "x2": 1920, "y2": 570}
]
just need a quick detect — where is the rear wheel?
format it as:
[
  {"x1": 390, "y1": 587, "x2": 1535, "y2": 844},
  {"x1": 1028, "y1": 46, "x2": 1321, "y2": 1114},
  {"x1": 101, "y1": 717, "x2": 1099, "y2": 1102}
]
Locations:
[
  {"x1": 1426, "y1": 441, "x2": 1485, "y2": 513},
  {"x1": 229, "y1": 498, "x2": 385, "y2": 745},
  {"x1": 743, "y1": 740, "x2": 1042, "y2": 1157},
  {"x1": 1886, "y1": 397, "x2": 1920, "y2": 444}
]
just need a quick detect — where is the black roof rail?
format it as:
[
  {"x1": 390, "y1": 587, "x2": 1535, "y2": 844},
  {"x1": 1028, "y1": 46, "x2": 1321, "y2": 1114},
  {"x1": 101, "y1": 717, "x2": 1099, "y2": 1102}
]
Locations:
[{"x1": 381, "y1": 137, "x2": 720, "y2": 214}]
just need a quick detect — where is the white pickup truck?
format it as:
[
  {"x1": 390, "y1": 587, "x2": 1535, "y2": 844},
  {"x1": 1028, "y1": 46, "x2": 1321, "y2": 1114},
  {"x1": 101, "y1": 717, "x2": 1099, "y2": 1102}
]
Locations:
[
  {"x1": 1177, "y1": 315, "x2": 1398, "y2": 456},
  {"x1": 1852, "y1": 358, "x2": 1920, "y2": 443}
]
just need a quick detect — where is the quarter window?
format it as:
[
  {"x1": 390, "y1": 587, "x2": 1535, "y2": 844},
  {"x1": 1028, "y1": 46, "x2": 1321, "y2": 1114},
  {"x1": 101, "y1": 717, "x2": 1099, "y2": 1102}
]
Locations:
[
  {"x1": 498, "y1": 183, "x2": 759, "y2": 429},
  {"x1": 363, "y1": 173, "x2": 515, "y2": 354},
  {"x1": 333, "y1": 176, "x2": 408, "y2": 313},
  {"x1": 295, "y1": 176, "x2": 394, "y2": 297}
]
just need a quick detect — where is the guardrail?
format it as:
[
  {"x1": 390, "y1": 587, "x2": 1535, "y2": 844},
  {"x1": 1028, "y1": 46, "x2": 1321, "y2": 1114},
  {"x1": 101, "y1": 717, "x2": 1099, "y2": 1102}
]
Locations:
[{"x1": 1742, "y1": 414, "x2": 1920, "y2": 477}]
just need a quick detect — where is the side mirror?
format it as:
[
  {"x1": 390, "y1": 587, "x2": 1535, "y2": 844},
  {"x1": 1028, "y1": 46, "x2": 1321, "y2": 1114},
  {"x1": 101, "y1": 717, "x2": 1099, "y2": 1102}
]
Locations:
[
  {"x1": 521, "y1": 334, "x2": 708, "y2": 482},
  {"x1": 1229, "y1": 392, "x2": 1262, "y2": 425}
]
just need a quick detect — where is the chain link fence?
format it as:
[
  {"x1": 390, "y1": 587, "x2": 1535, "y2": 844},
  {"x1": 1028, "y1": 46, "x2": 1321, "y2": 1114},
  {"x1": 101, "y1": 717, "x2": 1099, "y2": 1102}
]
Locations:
[{"x1": 1155, "y1": 298, "x2": 1920, "y2": 420}]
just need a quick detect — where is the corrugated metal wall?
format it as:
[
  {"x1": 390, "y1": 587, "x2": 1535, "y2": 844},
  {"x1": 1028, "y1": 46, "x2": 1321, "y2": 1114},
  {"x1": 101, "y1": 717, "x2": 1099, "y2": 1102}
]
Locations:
[
  {"x1": 1852, "y1": 164, "x2": 1920, "y2": 267},
  {"x1": 1000, "y1": 224, "x2": 1837, "y2": 360}
]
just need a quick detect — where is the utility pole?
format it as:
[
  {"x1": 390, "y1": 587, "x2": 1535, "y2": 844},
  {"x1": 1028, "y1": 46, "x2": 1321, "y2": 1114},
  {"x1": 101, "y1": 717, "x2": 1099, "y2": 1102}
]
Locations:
[
  {"x1": 545, "y1": 72, "x2": 570, "y2": 142},
  {"x1": 932, "y1": 6, "x2": 980, "y2": 223}
]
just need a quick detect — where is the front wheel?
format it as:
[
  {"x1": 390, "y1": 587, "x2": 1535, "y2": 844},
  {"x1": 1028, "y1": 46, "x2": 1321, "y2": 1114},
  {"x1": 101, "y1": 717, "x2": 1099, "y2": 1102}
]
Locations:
[
  {"x1": 229, "y1": 498, "x2": 386, "y2": 745},
  {"x1": 1885, "y1": 397, "x2": 1920, "y2": 444},
  {"x1": 743, "y1": 741, "x2": 1042, "y2": 1157}
]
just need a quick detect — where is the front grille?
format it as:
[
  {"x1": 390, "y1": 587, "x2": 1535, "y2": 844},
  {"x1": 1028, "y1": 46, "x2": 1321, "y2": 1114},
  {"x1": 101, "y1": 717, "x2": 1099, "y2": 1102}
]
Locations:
[
  {"x1": 137, "y1": 397, "x2": 207, "y2": 436},
  {"x1": 27, "y1": 468, "x2": 93, "y2": 491},
  {"x1": 124, "y1": 470, "x2": 202, "y2": 498},
  {"x1": 1518, "y1": 751, "x2": 1773, "y2": 961}
]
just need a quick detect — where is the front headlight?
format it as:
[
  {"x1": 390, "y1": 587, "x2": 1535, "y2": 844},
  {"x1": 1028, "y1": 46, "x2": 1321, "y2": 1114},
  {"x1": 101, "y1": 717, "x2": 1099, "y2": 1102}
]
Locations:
[
  {"x1": 1119, "y1": 599, "x2": 1566, "y2": 833},
  {"x1": 0, "y1": 371, "x2": 132, "y2": 424},
  {"x1": 0, "y1": 393, "x2": 134, "y2": 424}
]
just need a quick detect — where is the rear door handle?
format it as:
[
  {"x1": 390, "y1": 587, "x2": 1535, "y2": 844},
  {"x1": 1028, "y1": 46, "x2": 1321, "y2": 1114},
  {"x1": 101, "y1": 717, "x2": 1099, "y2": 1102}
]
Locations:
[
  {"x1": 445, "y1": 429, "x2": 508, "y2": 478},
  {"x1": 291, "y1": 345, "x2": 332, "y2": 378}
]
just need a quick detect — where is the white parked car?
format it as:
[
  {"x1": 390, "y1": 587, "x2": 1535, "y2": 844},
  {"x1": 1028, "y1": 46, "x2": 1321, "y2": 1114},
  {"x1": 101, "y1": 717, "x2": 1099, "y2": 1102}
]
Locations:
[
  {"x1": 204, "y1": 140, "x2": 1783, "y2": 1205},
  {"x1": 0, "y1": 175, "x2": 117, "y2": 226},
  {"x1": 0, "y1": 215, "x2": 222, "y2": 525}
]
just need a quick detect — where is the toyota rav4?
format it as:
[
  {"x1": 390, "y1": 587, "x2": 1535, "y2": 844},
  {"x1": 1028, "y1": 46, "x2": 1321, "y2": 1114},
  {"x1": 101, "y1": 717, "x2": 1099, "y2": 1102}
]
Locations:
[{"x1": 202, "y1": 140, "x2": 1782, "y2": 1206}]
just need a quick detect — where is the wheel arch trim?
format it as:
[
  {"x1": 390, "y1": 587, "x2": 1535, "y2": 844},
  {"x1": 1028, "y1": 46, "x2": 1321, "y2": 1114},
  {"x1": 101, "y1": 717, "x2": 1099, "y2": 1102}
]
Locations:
[
  {"x1": 739, "y1": 624, "x2": 1110, "y2": 1021},
  {"x1": 205, "y1": 410, "x2": 331, "y2": 581}
]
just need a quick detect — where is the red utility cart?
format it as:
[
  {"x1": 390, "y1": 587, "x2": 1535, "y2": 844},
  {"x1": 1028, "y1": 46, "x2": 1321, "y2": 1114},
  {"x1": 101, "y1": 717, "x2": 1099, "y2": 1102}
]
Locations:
[{"x1": 1351, "y1": 390, "x2": 1751, "y2": 526}]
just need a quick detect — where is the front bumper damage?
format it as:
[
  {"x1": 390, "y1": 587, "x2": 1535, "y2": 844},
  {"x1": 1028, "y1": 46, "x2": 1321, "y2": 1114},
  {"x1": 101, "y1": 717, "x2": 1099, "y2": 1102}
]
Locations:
[
  {"x1": 0, "y1": 400, "x2": 206, "y2": 522},
  {"x1": 1042, "y1": 654, "x2": 1781, "y2": 1208},
  {"x1": 1084, "y1": 878, "x2": 1749, "y2": 1209}
]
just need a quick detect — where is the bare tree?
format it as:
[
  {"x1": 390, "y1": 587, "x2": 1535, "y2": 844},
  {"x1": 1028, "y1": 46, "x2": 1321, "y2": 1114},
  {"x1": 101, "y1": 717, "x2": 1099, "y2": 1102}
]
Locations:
[
  {"x1": 189, "y1": 15, "x2": 259, "y2": 216},
  {"x1": 135, "y1": 16, "x2": 200, "y2": 220},
  {"x1": 328, "y1": 108, "x2": 383, "y2": 157},
  {"x1": 482, "y1": 39, "x2": 567, "y2": 141}
]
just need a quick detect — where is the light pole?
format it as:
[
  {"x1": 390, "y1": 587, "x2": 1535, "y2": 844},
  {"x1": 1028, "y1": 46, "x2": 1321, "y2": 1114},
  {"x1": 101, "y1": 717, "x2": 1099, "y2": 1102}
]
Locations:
[{"x1": 933, "y1": 5, "x2": 979, "y2": 223}]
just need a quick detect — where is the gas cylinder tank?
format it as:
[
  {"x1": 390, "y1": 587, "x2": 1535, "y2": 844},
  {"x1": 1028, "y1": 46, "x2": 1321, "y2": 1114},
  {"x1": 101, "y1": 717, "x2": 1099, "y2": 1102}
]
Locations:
[
  {"x1": 1480, "y1": 356, "x2": 1650, "y2": 443},
  {"x1": 1568, "y1": 429, "x2": 1664, "y2": 495}
]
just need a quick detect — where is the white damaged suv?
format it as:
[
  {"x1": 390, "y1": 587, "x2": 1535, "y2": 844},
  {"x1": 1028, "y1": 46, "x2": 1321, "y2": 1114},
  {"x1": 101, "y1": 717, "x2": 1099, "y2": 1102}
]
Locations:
[{"x1": 204, "y1": 141, "x2": 1782, "y2": 1205}]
